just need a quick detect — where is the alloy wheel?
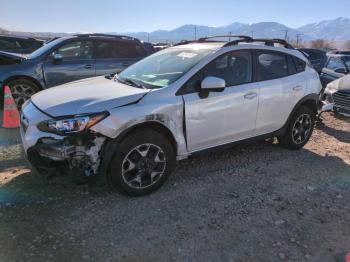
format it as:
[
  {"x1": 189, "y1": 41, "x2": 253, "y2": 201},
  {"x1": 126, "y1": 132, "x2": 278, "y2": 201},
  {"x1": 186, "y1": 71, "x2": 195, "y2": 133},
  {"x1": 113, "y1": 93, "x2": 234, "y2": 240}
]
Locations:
[
  {"x1": 121, "y1": 143, "x2": 166, "y2": 189},
  {"x1": 9, "y1": 84, "x2": 35, "y2": 108},
  {"x1": 292, "y1": 114, "x2": 312, "y2": 144}
]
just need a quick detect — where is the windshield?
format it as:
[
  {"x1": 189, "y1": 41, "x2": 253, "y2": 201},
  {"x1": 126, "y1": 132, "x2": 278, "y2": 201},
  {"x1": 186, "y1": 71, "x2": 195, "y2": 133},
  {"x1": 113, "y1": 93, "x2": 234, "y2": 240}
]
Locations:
[
  {"x1": 28, "y1": 37, "x2": 66, "y2": 59},
  {"x1": 118, "y1": 47, "x2": 213, "y2": 89}
]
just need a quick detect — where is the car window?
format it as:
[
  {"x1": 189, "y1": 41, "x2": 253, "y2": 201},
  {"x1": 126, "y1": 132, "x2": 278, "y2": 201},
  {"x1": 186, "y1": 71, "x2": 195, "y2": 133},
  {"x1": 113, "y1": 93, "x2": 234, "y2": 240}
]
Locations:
[
  {"x1": 95, "y1": 41, "x2": 145, "y2": 59},
  {"x1": 287, "y1": 55, "x2": 297, "y2": 75},
  {"x1": 308, "y1": 51, "x2": 323, "y2": 60},
  {"x1": 258, "y1": 52, "x2": 288, "y2": 81},
  {"x1": 327, "y1": 57, "x2": 346, "y2": 70},
  {"x1": 56, "y1": 41, "x2": 93, "y2": 60},
  {"x1": 180, "y1": 51, "x2": 252, "y2": 94},
  {"x1": 95, "y1": 40, "x2": 114, "y2": 59},
  {"x1": 114, "y1": 42, "x2": 146, "y2": 58},
  {"x1": 292, "y1": 56, "x2": 306, "y2": 73},
  {"x1": 203, "y1": 51, "x2": 252, "y2": 87}
]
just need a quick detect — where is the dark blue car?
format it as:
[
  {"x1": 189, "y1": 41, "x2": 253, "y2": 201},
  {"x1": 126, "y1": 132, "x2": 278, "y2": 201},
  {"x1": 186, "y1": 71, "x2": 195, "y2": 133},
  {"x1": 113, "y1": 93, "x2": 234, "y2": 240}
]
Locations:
[{"x1": 0, "y1": 34, "x2": 154, "y2": 108}]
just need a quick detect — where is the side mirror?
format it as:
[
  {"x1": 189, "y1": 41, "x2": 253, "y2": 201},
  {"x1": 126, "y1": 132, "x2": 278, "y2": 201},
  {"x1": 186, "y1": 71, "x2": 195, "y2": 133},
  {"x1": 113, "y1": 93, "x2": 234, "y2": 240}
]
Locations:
[
  {"x1": 52, "y1": 53, "x2": 62, "y2": 63},
  {"x1": 335, "y1": 68, "x2": 347, "y2": 74},
  {"x1": 201, "y1": 76, "x2": 226, "y2": 91}
]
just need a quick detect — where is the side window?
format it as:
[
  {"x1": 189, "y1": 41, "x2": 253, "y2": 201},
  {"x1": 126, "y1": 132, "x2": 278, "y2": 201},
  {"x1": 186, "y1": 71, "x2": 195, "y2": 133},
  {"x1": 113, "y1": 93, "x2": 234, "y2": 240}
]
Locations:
[
  {"x1": 292, "y1": 56, "x2": 306, "y2": 73},
  {"x1": 95, "y1": 40, "x2": 114, "y2": 59},
  {"x1": 203, "y1": 51, "x2": 252, "y2": 87},
  {"x1": 287, "y1": 55, "x2": 297, "y2": 75},
  {"x1": 326, "y1": 57, "x2": 346, "y2": 70},
  {"x1": 113, "y1": 42, "x2": 146, "y2": 58},
  {"x1": 258, "y1": 52, "x2": 288, "y2": 81},
  {"x1": 56, "y1": 41, "x2": 93, "y2": 60},
  {"x1": 180, "y1": 51, "x2": 252, "y2": 95}
]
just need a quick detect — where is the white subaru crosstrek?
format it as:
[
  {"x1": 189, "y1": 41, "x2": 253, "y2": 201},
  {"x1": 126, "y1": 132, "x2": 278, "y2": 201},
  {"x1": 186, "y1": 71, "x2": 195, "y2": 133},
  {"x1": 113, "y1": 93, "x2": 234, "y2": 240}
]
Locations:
[{"x1": 20, "y1": 36, "x2": 322, "y2": 196}]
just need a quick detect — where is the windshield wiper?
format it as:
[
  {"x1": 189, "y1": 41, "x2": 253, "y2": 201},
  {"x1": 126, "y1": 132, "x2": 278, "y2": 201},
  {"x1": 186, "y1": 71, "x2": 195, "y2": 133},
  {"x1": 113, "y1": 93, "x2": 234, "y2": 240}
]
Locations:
[{"x1": 117, "y1": 77, "x2": 146, "y2": 89}]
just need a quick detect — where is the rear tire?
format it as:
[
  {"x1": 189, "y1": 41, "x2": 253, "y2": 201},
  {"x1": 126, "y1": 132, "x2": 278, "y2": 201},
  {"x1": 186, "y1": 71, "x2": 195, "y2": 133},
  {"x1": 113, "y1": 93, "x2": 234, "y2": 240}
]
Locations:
[
  {"x1": 8, "y1": 79, "x2": 40, "y2": 110},
  {"x1": 278, "y1": 106, "x2": 315, "y2": 150},
  {"x1": 107, "y1": 129, "x2": 176, "y2": 196}
]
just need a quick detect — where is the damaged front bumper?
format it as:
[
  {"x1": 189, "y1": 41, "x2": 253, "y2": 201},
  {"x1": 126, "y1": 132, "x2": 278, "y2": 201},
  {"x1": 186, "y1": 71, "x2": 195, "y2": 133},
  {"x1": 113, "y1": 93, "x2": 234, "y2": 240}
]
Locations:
[{"x1": 20, "y1": 101, "x2": 107, "y2": 178}]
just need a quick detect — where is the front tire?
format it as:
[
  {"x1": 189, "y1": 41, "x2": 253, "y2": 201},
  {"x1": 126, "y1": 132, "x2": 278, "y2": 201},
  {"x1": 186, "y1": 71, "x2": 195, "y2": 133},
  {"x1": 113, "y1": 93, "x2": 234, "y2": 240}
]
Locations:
[
  {"x1": 107, "y1": 129, "x2": 176, "y2": 196},
  {"x1": 279, "y1": 106, "x2": 315, "y2": 149}
]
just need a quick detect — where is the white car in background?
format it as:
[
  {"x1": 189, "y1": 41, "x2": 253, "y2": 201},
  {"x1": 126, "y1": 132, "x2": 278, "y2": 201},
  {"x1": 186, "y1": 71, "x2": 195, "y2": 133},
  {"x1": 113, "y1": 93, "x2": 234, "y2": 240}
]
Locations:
[
  {"x1": 20, "y1": 36, "x2": 322, "y2": 196},
  {"x1": 322, "y1": 74, "x2": 350, "y2": 117}
]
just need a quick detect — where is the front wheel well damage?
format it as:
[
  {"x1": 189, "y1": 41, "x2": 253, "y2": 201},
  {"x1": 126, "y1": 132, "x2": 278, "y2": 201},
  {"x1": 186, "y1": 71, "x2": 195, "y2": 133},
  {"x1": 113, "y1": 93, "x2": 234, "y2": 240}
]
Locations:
[
  {"x1": 99, "y1": 122, "x2": 178, "y2": 179},
  {"x1": 114, "y1": 122, "x2": 178, "y2": 154}
]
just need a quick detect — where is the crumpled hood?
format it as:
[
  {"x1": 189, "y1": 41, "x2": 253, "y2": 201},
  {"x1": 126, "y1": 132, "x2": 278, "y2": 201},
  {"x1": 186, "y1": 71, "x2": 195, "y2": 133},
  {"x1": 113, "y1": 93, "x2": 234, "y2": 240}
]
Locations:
[
  {"x1": 31, "y1": 76, "x2": 150, "y2": 117},
  {"x1": 327, "y1": 74, "x2": 350, "y2": 93}
]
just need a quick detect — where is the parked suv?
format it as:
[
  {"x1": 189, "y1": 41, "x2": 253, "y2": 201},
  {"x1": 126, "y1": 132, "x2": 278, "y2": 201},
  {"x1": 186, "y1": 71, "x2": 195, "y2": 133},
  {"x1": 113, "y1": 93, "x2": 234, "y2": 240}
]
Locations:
[
  {"x1": 0, "y1": 34, "x2": 153, "y2": 108},
  {"x1": 320, "y1": 53, "x2": 350, "y2": 87},
  {"x1": 0, "y1": 35, "x2": 44, "y2": 54},
  {"x1": 20, "y1": 36, "x2": 322, "y2": 196},
  {"x1": 298, "y1": 48, "x2": 327, "y2": 73}
]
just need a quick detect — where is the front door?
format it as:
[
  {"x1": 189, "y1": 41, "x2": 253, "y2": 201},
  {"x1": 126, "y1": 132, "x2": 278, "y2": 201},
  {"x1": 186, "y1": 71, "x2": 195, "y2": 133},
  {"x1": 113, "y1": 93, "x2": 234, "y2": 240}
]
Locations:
[
  {"x1": 43, "y1": 40, "x2": 95, "y2": 88},
  {"x1": 182, "y1": 50, "x2": 259, "y2": 152}
]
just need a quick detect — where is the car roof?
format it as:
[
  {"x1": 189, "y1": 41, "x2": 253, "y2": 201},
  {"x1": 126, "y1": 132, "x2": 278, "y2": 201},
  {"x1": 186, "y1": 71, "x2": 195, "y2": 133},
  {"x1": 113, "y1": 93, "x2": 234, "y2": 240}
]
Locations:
[{"x1": 171, "y1": 41, "x2": 308, "y2": 62}]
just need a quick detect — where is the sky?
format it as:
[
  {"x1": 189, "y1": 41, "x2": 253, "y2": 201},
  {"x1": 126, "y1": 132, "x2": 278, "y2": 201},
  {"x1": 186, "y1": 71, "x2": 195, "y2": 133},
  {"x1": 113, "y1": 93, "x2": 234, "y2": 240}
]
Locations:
[{"x1": 1, "y1": 0, "x2": 350, "y2": 33}]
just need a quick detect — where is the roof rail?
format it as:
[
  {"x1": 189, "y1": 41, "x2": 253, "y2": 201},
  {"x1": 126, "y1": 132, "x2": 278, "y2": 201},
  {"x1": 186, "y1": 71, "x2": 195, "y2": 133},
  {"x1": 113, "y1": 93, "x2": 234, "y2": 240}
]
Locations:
[
  {"x1": 174, "y1": 35, "x2": 296, "y2": 51},
  {"x1": 174, "y1": 35, "x2": 252, "y2": 46},
  {"x1": 223, "y1": 37, "x2": 294, "y2": 49},
  {"x1": 74, "y1": 33, "x2": 139, "y2": 41},
  {"x1": 198, "y1": 35, "x2": 253, "y2": 42}
]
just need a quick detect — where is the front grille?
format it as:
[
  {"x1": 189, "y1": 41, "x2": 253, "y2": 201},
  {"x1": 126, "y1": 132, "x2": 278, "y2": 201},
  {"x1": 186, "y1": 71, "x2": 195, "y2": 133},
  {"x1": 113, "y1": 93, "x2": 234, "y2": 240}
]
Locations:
[{"x1": 333, "y1": 91, "x2": 350, "y2": 110}]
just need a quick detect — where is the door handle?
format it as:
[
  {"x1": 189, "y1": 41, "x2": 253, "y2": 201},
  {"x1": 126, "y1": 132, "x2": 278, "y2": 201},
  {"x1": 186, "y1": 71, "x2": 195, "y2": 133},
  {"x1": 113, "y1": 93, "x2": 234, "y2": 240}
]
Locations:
[
  {"x1": 244, "y1": 92, "x2": 258, "y2": 100},
  {"x1": 293, "y1": 85, "x2": 303, "y2": 91},
  {"x1": 84, "y1": 64, "x2": 93, "y2": 69}
]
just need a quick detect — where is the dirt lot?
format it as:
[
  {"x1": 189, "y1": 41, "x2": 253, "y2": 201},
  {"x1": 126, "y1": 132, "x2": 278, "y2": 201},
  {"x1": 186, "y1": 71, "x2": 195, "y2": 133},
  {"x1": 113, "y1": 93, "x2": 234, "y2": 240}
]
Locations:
[{"x1": 0, "y1": 113, "x2": 349, "y2": 262}]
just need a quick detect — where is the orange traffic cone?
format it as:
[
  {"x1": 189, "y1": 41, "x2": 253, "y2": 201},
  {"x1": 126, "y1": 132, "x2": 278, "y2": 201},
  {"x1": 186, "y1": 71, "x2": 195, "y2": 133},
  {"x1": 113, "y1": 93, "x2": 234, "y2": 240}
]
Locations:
[{"x1": 2, "y1": 85, "x2": 20, "y2": 128}]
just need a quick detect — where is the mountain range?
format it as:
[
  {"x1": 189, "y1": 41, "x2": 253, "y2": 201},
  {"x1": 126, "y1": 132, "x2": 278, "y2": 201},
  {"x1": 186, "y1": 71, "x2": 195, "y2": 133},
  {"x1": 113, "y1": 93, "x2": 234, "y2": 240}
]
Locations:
[{"x1": 2, "y1": 17, "x2": 350, "y2": 43}]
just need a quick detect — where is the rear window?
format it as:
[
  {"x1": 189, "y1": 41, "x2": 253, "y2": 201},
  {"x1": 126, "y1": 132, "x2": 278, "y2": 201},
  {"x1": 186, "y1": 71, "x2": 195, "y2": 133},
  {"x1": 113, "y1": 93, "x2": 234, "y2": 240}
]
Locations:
[
  {"x1": 293, "y1": 56, "x2": 306, "y2": 72},
  {"x1": 95, "y1": 41, "x2": 146, "y2": 59},
  {"x1": 257, "y1": 52, "x2": 288, "y2": 81}
]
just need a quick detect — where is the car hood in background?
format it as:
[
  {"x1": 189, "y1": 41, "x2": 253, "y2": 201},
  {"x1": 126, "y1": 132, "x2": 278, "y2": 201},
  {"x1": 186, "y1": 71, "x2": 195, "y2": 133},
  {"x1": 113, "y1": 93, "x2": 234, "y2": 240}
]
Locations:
[
  {"x1": 0, "y1": 51, "x2": 27, "y2": 65},
  {"x1": 327, "y1": 74, "x2": 350, "y2": 93},
  {"x1": 31, "y1": 76, "x2": 150, "y2": 117}
]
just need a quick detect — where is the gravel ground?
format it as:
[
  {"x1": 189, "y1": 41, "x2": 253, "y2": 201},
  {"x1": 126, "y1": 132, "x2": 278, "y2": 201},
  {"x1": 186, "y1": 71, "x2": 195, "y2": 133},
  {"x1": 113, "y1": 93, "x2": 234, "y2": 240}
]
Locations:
[{"x1": 0, "y1": 112, "x2": 349, "y2": 262}]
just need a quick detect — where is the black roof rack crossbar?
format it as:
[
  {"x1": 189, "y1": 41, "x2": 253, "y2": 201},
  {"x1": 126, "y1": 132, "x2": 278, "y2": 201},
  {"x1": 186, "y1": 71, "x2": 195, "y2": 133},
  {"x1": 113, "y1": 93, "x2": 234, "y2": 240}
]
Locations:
[
  {"x1": 174, "y1": 35, "x2": 252, "y2": 46},
  {"x1": 198, "y1": 35, "x2": 253, "y2": 42},
  {"x1": 174, "y1": 35, "x2": 295, "y2": 50}
]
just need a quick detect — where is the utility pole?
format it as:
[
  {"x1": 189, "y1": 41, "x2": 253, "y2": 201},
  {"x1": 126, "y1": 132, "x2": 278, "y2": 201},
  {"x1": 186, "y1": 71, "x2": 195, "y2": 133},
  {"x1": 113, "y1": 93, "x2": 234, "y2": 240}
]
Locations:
[
  {"x1": 251, "y1": 30, "x2": 254, "y2": 38},
  {"x1": 284, "y1": 29, "x2": 289, "y2": 41},
  {"x1": 194, "y1": 25, "x2": 197, "y2": 40},
  {"x1": 228, "y1": 31, "x2": 232, "y2": 41},
  {"x1": 147, "y1": 33, "x2": 150, "y2": 42},
  {"x1": 296, "y1": 33, "x2": 302, "y2": 47}
]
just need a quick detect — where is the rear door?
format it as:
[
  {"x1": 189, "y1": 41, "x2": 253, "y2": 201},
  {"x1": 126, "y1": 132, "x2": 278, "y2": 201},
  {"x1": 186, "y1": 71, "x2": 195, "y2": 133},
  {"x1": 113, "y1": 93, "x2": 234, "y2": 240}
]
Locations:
[
  {"x1": 320, "y1": 57, "x2": 347, "y2": 87},
  {"x1": 43, "y1": 40, "x2": 95, "y2": 87},
  {"x1": 254, "y1": 51, "x2": 306, "y2": 135},
  {"x1": 94, "y1": 40, "x2": 147, "y2": 76}
]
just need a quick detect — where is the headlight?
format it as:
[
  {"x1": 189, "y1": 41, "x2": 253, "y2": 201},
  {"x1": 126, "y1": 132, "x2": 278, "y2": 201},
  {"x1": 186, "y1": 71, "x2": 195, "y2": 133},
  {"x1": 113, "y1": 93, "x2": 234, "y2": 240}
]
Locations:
[{"x1": 37, "y1": 112, "x2": 109, "y2": 135}]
